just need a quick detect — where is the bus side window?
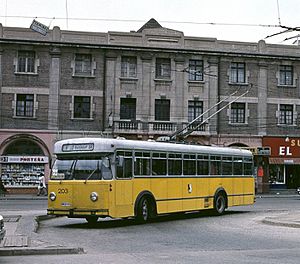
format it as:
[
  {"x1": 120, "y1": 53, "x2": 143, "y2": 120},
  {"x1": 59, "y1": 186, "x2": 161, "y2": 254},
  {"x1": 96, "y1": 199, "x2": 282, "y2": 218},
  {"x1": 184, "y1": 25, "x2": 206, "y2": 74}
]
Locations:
[
  {"x1": 197, "y1": 155, "x2": 209, "y2": 175},
  {"x1": 116, "y1": 151, "x2": 132, "y2": 178},
  {"x1": 244, "y1": 157, "x2": 253, "y2": 176},
  {"x1": 124, "y1": 157, "x2": 133, "y2": 178},
  {"x1": 152, "y1": 152, "x2": 167, "y2": 175},
  {"x1": 134, "y1": 152, "x2": 151, "y2": 176},
  {"x1": 168, "y1": 153, "x2": 182, "y2": 175},
  {"x1": 183, "y1": 154, "x2": 196, "y2": 175},
  {"x1": 233, "y1": 157, "x2": 243, "y2": 175},
  {"x1": 222, "y1": 156, "x2": 233, "y2": 175},
  {"x1": 210, "y1": 156, "x2": 221, "y2": 175}
]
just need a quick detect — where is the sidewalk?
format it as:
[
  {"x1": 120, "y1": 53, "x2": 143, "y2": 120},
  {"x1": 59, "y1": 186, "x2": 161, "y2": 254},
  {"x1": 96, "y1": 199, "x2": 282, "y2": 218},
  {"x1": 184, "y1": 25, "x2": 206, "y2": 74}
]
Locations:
[
  {"x1": 0, "y1": 193, "x2": 299, "y2": 256},
  {"x1": 0, "y1": 194, "x2": 84, "y2": 256}
]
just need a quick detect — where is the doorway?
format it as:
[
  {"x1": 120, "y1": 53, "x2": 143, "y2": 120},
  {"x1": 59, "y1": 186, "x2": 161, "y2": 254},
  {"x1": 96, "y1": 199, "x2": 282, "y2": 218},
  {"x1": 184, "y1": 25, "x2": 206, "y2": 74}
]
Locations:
[{"x1": 285, "y1": 165, "x2": 300, "y2": 189}]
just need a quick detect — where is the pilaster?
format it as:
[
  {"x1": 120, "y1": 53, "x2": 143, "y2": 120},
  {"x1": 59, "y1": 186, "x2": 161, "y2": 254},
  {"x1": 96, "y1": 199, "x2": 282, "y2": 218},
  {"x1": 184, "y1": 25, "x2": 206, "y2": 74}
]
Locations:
[{"x1": 48, "y1": 46, "x2": 61, "y2": 130}]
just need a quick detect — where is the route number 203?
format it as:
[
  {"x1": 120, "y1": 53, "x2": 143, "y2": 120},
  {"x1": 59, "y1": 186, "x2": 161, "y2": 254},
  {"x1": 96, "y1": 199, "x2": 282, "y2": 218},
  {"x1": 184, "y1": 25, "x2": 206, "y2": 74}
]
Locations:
[{"x1": 58, "y1": 188, "x2": 68, "y2": 194}]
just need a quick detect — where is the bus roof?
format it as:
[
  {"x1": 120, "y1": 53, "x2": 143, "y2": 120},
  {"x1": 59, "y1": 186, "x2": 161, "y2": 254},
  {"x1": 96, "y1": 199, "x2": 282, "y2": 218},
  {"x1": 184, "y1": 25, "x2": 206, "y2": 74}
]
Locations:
[{"x1": 54, "y1": 137, "x2": 252, "y2": 157}]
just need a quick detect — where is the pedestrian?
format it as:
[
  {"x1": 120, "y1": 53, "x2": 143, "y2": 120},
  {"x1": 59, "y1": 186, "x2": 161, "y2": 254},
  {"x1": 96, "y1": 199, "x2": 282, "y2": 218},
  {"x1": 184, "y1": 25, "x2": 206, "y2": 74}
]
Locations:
[
  {"x1": 37, "y1": 173, "x2": 47, "y2": 196},
  {"x1": 0, "y1": 178, "x2": 6, "y2": 195}
]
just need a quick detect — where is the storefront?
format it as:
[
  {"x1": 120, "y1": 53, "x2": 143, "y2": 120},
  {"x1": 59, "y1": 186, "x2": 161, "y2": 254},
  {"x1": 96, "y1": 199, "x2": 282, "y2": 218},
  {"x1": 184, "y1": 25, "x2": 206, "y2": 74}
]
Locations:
[
  {"x1": 263, "y1": 137, "x2": 300, "y2": 189},
  {"x1": 0, "y1": 134, "x2": 51, "y2": 194},
  {"x1": 0, "y1": 156, "x2": 48, "y2": 188}
]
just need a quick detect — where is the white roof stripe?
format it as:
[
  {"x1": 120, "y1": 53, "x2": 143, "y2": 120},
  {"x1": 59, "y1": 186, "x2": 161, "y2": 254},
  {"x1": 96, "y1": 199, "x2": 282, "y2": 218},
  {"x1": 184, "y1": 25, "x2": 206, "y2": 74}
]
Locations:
[{"x1": 54, "y1": 138, "x2": 252, "y2": 157}]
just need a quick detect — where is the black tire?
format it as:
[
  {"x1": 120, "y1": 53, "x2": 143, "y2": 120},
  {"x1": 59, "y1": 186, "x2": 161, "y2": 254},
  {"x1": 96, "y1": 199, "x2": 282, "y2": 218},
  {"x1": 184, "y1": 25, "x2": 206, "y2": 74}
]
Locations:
[
  {"x1": 213, "y1": 193, "x2": 226, "y2": 215},
  {"x1": 86, "y1": 216, "x2": 98, "y2": 224},
  {"x1": 136, "y1": 197, "x2": 151, "y2": 223}
]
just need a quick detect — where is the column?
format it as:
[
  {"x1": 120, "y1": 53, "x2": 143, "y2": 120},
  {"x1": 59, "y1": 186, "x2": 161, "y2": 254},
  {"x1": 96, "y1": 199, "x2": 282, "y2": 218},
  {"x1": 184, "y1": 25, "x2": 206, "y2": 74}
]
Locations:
[
  {"x1": 48, "y1": 47, "x2": 61, "y2": 130},
  {"x1": 141, "y1": 54, "x2": 152, "y2": 130},
  {"x1": 104, "y1": 53, "x2": 117, "y2": 133},
  {"x1": 257, "y1": 62, "x2": 268, "y2": 136},
  {"x1": 208, "y1": 57, "x2": 219, "y2": 135},
  {"x1": 174, "y1": 56, "x2": 185, "y2": 126}
]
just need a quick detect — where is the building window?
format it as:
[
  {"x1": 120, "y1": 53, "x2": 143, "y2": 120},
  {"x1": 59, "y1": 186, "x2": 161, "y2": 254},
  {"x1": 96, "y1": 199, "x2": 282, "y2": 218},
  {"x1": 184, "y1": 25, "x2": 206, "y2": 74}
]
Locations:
[
  {"x1": 188, "y1": 100, "x2": 203, "y2": 122},
  {"x1": 156, "y1": 58, "x2": 171, "y2": 79},
  {"x1": 230, "y1": 103, "x2": 245, "y2": 123},
  {"x1": 73, "y1": 96, "x2": 91, "y2": 118},
  {"x1": 16, "y1": 94, "x2": 34, "y2": 117},
  {"x1": 74, "y1": 54, "x2": 92, "y2": 76},
  {"x1": 189, "y1": 60, "x2": 203, "y2": 81},
  {"x1": 120, "y1": 98, "x2": 136, "y2": 119},
  {"x1": 155, "y1": 99, "x2": 170, "y2": 121},
  {"x1": 279, "y1": 104, "x2": 293, "y2": 125},
  {"x1": 279, "y1": 65, "x2": 293, "y2": 85},
  {"x1": 17, "y1": 51, "x2": 35, "y2": 73},
  {"x1": 121, "y1": 56, "x2": 137, "y2": 78},
  {"x1": 230, "y1": 62, "x2": 245, "y2": 83}
]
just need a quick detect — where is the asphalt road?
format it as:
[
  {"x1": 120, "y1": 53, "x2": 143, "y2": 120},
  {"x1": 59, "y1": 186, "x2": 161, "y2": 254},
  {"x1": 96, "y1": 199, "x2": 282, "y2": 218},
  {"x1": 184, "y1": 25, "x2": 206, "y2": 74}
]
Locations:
[{"x1": 1, "y1": 196, "x2": 300, "y2": 264}]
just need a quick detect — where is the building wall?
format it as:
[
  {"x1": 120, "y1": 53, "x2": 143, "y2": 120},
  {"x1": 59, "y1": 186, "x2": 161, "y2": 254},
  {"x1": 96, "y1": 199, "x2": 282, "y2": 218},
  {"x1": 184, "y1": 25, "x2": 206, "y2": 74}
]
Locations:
[{"x1": 2, "y1": 23, "x2": 300, "y2": 192}]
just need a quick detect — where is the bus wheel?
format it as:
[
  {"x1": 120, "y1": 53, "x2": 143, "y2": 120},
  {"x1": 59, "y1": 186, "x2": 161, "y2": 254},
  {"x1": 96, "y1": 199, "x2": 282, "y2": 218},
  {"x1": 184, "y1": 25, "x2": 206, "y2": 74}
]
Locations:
[
  {"x1": 86, "y1": 216, "x2": 98, "y2": 224},
  {"x1": 213, "y1": 193, "x2": 226, "y2": 215},
  {"x1": 137, "y1": 197, "x2": 150, "y2": 223}
]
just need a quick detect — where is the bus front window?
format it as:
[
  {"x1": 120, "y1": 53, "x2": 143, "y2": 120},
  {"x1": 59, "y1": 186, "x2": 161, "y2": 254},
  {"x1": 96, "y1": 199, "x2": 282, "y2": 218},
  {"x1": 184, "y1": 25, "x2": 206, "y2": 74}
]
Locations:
[
  {"x1": 52, "y1": 158, "x2": 113, "y2": 180},
  {"x1": 51, "y1": 160, "x2": 75, "y2": 180}
]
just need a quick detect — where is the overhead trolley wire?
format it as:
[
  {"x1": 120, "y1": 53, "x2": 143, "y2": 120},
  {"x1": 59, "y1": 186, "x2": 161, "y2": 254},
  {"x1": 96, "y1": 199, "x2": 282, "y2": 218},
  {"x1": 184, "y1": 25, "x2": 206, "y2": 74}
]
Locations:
[{"x1": 0, "y1": 15, "x2": 280, "y2": 29}]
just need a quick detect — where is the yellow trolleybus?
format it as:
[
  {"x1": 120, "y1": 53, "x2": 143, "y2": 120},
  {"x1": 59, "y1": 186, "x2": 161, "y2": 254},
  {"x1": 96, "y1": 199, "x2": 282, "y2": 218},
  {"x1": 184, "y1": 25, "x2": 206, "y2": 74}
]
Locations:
[{"x1": 47, "y1": 137, "x2": 255, "y2": 223}]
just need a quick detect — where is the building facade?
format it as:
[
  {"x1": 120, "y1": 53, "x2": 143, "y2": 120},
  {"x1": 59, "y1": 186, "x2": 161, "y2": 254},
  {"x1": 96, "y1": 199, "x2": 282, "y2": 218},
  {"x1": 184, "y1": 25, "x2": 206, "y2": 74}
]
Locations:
[{"x1": 1, "y1": 19, "x2": 300, "y2": 193}]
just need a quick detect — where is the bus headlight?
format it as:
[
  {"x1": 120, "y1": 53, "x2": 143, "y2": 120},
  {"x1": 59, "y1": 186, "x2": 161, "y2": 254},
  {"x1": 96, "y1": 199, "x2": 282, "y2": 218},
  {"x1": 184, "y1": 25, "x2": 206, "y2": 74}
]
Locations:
[
  {"x1": 90, "y1": 192, "x2": 98, "y2": 202},
  {"x1": 49, "y1": 192, "x2": 56, "y2": 201}
]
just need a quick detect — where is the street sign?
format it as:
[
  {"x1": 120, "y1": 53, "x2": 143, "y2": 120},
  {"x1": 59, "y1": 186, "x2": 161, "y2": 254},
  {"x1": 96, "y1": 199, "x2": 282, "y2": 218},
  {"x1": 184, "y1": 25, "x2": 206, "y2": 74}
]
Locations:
[{"x1": 30, "y1": 19, "x2": 49, "y2": 36}]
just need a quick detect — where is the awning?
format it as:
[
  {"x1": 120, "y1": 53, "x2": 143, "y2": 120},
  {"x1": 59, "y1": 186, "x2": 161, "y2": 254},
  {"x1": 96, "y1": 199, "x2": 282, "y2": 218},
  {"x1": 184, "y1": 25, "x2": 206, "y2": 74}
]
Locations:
[{"x1": 269, "y1": 157, "x2": 300, "y2": 165}]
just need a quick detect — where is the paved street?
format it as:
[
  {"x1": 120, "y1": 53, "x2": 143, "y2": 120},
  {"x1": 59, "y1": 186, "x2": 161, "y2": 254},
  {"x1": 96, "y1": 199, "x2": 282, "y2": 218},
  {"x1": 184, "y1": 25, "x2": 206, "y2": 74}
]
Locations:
[{"x1": 1, "y1": 195, "x2": 300, "y2": 263}]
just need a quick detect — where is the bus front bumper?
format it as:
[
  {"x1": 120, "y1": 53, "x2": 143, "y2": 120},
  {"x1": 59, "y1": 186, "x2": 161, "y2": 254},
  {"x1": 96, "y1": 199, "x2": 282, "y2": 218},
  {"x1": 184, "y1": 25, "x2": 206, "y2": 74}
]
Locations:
[{"x1": 47, "y1": 208, "x2": 109, "y2": 218}]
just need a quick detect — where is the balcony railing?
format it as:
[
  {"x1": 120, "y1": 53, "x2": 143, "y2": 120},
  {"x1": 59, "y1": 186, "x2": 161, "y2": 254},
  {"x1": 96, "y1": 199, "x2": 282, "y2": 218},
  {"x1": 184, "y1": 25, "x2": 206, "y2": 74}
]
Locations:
[
  {"x1": 118, "y1": 120, "x2": 139, "y2": 130},
  {"x1": 113, "y1": 120, "x2": 141, "y2": 134},
  {"x1": 112, "y1": 120, "x2": 209, "y2": 136},
  {"x1": 184, "y1": 121, "x2": 206, "y2": 132}
]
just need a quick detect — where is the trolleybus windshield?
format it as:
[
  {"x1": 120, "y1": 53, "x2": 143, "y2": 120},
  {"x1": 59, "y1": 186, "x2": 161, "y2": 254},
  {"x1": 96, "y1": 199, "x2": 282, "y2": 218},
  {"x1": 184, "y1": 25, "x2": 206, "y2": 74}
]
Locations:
[{"x1": 51, "y1": 157, "x2": 113, "y2": 180}]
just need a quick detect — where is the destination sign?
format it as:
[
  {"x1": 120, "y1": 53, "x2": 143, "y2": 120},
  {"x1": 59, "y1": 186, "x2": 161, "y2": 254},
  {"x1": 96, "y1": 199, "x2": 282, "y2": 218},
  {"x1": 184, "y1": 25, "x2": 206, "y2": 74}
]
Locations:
[{"x1": 62, "y1": 143, "x2": 94, "y2": 152}]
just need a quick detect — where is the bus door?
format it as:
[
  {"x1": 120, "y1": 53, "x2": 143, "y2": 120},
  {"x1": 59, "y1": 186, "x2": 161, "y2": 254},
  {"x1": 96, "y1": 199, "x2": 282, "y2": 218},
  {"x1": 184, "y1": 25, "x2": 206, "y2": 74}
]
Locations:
[{"x1": 115, "y1": 151, "x2": 133, "y2": 216}]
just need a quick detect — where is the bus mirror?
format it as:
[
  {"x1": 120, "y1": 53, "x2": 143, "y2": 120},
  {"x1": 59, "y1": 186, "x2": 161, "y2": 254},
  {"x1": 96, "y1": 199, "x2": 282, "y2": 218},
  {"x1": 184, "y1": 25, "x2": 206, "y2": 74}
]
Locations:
[{"x1": 116, "y1": 156, "x2": 124, "y2": 167}]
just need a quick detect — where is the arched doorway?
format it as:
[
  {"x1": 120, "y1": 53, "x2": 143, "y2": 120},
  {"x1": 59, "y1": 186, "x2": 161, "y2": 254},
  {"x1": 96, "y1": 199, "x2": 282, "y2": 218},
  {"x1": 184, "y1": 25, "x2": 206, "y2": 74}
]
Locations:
[
  {"x1": 4, "y1": 139, "x2": 44, "y2": 155},
  {"x1": 0, "y1": 136, "x2": 50, "y2": 192}
]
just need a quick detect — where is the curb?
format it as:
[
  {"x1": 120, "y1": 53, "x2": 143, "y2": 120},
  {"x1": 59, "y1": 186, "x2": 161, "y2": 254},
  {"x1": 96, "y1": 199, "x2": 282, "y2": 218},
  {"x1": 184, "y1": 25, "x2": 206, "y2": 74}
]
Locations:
[
  {"x1": 34, "y1": 214, "x2": 58, "y2": 232},
  {"x1": 0, "y1": 247, "x2": 85, "y2": 256},
  {"x1": 0, "y1": 196, "x2": 47, "y2": 201},
  {"x1": 262, "y1": 217, "x2": 300, "y2": 228},
  {"x1": 256, "y1": 195, "x2": 299, "y2": 199}
]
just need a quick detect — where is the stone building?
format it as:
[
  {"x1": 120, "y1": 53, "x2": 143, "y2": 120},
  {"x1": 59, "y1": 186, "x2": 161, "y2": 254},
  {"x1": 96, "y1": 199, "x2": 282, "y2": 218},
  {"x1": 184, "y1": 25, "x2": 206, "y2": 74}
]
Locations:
[{"x1": 1, "y1": 19, "x2": 300, "y2": 193}]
